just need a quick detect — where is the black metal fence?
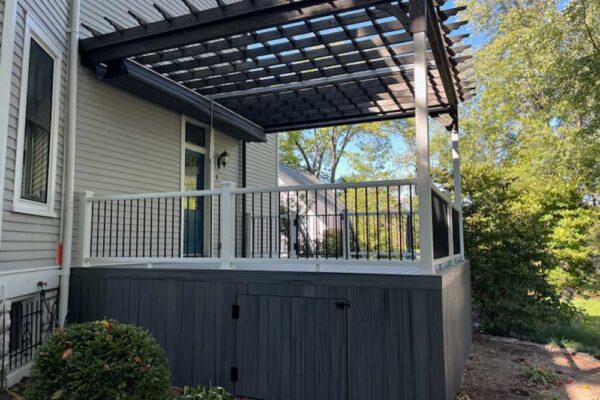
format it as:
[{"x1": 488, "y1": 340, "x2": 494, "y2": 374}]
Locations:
[
  {"x1": 234, "y1": 181, "x2": 418, "y2": 260},
  {"x1": 1, "y1": 288, "x2": 58, "y2": 387},
  {"x1": 88, "y1": 193, "x2": 221, "y2": 259}
]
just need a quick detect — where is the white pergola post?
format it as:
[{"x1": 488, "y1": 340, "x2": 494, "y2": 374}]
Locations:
[
  {"x1": 452, "y1": 121, "x2": 465, "y2": 257},
  {"x1": 414, "y1": 27, "x2": 435, "y2": 274}
]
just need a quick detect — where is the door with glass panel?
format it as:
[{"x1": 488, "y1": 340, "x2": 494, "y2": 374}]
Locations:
[{"x1": 183, "y1": 122, "x2": 207, "y2": 257}]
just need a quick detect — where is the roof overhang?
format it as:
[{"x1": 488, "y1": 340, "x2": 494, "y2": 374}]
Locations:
[
  {"x1": 80, "y1": 0, "x2": 474, "y2": 134},
  {"x1": 97, "y1": 59, "x2": 266, "y2": 142}
]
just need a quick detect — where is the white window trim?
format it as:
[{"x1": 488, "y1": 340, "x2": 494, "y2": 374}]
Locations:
[
  {"x1": 180, "y1": 115, "x2": 215, "y2": 256},
  {"x1": 12, "y1": 15, "x2": 62, "y2": 218}
]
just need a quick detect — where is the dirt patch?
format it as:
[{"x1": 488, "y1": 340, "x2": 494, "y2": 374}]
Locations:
[{"x1": 459, "y1": 334, "x2": 600, "y2": 400}]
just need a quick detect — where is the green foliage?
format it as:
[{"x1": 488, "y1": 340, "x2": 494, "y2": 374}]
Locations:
[
  {"x1": 26, "y1": 320, "x2": 171, "y2": 400},
  {"x1": 173, "y1": 386, "x2": 235, "y2": 400},
  {"x1": 462, "y1": 164, "x2": 575, "y2": 335},
  {"x1": 455, "y1": 0, "x2": 600, "y2": 336},
  {"x1": 525, "y1": 364, "x2": 560, "y2": 386}
]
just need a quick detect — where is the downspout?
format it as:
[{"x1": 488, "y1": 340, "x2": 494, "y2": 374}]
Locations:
[
  {"x1": 58, "y1": 0, "x2": 81, "y2": 326},
  {"x1": 0, "y1": 0, "x2": 19, "y2": 242}
]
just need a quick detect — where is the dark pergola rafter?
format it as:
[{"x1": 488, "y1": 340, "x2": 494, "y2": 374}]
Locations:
[{"x1": 80, "y1": 0, "x2": 474, "y2": 134}]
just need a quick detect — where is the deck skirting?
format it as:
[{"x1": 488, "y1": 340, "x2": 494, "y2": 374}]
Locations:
[{"x1": 69, "y1": 261, "x2": 471, "y2": 400}]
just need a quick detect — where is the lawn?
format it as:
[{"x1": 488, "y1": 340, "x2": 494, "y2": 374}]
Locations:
[{"x1": 573, "y1": 294, "x2": 600, "y2": 330}]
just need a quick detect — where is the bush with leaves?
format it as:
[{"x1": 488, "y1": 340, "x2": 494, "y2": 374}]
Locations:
[
  {"x1": 173, "y1": 386, "x2": 235, "y2": 400},
  {"x1": 26, "y1": 320, "x2": 171, "y2": 400}
]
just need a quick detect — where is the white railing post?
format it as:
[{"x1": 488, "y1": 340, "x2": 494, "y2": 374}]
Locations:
[
  {"x1": 219, "y1": 182, "x2": 235, "y2": 269},
  {"x1": 76, "y1": 191, "x2": 94, "y2": 267},
  {"x1": 452, "y1": 122, "x2": 465, "y2": 258},
  {"x1": 413, "y1": 17, "x2": 435, "y2": 274},
  {"x1": 290, "y1": 211, "x2": 298, "y2": 258}
]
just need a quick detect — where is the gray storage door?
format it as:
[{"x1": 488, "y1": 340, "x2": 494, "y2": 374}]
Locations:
[{"x1": 234, "y1": 294, "x2": 348, "y2": 400}]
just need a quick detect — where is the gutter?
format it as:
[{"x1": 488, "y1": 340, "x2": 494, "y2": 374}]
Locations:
[
  {"x1": 58, "y1": 0, "x2": 81, "y2": 326},
  {"x1": 0, "y1": 0, "x2": 19, "y2": 242}
]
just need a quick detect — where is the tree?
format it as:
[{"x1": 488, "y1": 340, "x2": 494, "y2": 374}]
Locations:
[
  {"x1": 452, "y1": 0, "x2": 600, "y2": 333},
  {"x1": 279, "y1": 122, "x2": 394, "y2": 183}
]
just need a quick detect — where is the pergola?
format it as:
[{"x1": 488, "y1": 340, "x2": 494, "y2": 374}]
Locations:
[{"x1": 78, "y1": 0, "x2": 472, "y2": 271}]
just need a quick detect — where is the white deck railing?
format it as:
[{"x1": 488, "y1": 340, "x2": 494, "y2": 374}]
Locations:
[{"x1": 76, "y1": 179, "x2": 463, "y2": 274}]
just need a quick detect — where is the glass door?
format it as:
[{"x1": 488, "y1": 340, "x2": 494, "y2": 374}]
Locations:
[{"x1": 184, "y1": 149, "x2": 205, "y2": 256}]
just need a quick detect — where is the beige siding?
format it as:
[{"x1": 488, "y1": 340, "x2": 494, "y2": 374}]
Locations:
[
  {"x1": 0, "y1": 0, "x2": 69, "y2": 272},
  {"x1": 246, "y1": 135, "x2": 278, "y2": 188},
  {"x1": 75, "y1": 68, "x2": 181, "y2": 195}
]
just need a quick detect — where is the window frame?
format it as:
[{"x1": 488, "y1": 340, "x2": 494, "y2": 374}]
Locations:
[{"x1": 12, "y1": 15, "x2": 62, "y2": 218}]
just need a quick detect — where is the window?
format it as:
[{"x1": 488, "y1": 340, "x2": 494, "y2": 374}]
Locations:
[
  {"x1": 13, "y1": 17, "x2": 60, "y2": 217},
  {"x1": 185, "y1": 122, "x2": 206, "y2": 147},
  {"x1": 21, "y1": 41, "x2": 53, "y2": 203}
]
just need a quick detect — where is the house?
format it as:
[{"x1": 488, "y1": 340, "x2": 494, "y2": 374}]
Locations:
[{"x1": 0, "y1": 0, "x2": 474, "y2": 399}]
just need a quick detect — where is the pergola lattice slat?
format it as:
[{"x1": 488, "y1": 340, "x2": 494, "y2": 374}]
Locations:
[{"x1": 80, "y1": 0, "x2": 473, "y2": 134}]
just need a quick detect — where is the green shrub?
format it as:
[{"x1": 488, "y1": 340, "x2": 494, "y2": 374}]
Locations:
[
  {"x1": 174, "y1": 386, "x2": 235, "y2": 400},
  {"x1": 524, "y1": 364, "x2": 560, "y2": 386},
  {"x1": 26, "y1": 320, "x2": 171, "y2": 400}
]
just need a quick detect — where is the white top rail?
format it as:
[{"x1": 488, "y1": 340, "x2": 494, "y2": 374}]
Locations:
[
  {"x1": 231, "y1": 179, "x2": 418, "y2": 195},
  {"x1": 88, "y1": 189, "x2": 225, "y2": 202},
  {"x1": 86, "y1": 179, "x2": 419, "y2": 202}
]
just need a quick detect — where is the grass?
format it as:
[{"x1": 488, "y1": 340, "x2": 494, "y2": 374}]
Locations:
[
  {"x1": 573, "y1": 294, "x2": 600, "y2": 329},
  {"x1": 530, "y1": 294, "x2": 600, "y2": 358}
]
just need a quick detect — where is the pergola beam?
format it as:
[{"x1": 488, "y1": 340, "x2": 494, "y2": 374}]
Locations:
[
  {"x1": 262, "y1": 105, "x2": 452, "y2": 133},
  {"x1": 80, "y1": 0, "x2": 394, "y2": 65},
  {"x1": 426, "y1": 0, "x2": 458, "y2": 108}
]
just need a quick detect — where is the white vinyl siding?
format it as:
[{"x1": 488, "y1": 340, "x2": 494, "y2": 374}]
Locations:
[{"x1": 0, "y1": 0, "x2": 68, "y2": 272}]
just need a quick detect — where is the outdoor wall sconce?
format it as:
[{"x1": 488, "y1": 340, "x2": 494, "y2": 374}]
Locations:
[{"x1": 217, "y1": 150, "x2": 230, "y2": 169}]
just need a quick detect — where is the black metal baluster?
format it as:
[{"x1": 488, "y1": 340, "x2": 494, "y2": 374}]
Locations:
[
  {"x1": 163, "y1": 197, "x2": 167, "y2": 257},
  {"x1": 89, "y1": 202, "x2": 94, "y2": 258},
  {"x1": 334, "y1": 188, "x2": 338, "y2": 259},
  {"x1": 365, "y1": 188, "x2": 370, "y2": 259},
  {"x1": 354, "y1": 187, "x2": 359, "y2": 259},
  {"x1": 260, "y1": 192, "x2": 264, "y2": 258},
  {"x1": 277, "y1": 191, "x2": 281, "y2": 258},
  {"x1": 157, "y1": 198, "x2": 161, "y2": 258},
  {"x1": 171, "y1": 197, "x2": 175, "y2": 257},
  {"x1": 122, "y1": 200, "x2": 126, "y2": 257},
  {"x1": 143, "y1": 199, "x2": 147, "y2": 257},
  {"x1": 115, "y1": 200, "x2": 120, "y2": 257},
  {"x1": 315, "y1": 189, "x2": 319, "y2": 259},
  {"x1": 387, "y1": 186, "x2": 392, "y2": 260},
  {"x1": 305, "y1": 190, "x2": 309, "y2": 258},
  {"x1": 136, "y1": 199, "x2": 140, "y2": 257},
  {"x1": 269, "y1": 191, "x2": 272, "y2": 258},
  {"x1": 409, "y1": 185, "x2": 415, "y2": 260},
  {"x1": 295, "y1": 191, "x2": 300, "y2": 259},
  {"x1": 96, "y1": 202, "x2": 101, "y2": 257},
  {"x1": 376, "y1": 186, "x2": 380, "y2": 259},
  {"x1": 397, "y1": 185, "x2": 403, "y2": 260},
  {"x1": 193, "y1": 196, "x2": 198, "y2": 257},
  {"x1": 343, "y1": 188, "x2": 348, "y2": 259},
  {"x1": 129, "y1": 200, "x2": 133, "y2": 257},
  {"x1": 286, "y1": 191, "x2": 291, "y2": 258},
  {"x1": 251, "y1": 193, "x2": 255, "y2": 258},
  {"x1": 150, "y1": 198, "x2": 154, "y2": 258},
  {"x1": 109, "y1": 201, "x2": 114, "y2": 257},
  {"x1": 218, "y1": 195, "x2": 222, "y2": 258},
  {"x1": 324, "y1": 189, "x2": 328, "y2": 259}
]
